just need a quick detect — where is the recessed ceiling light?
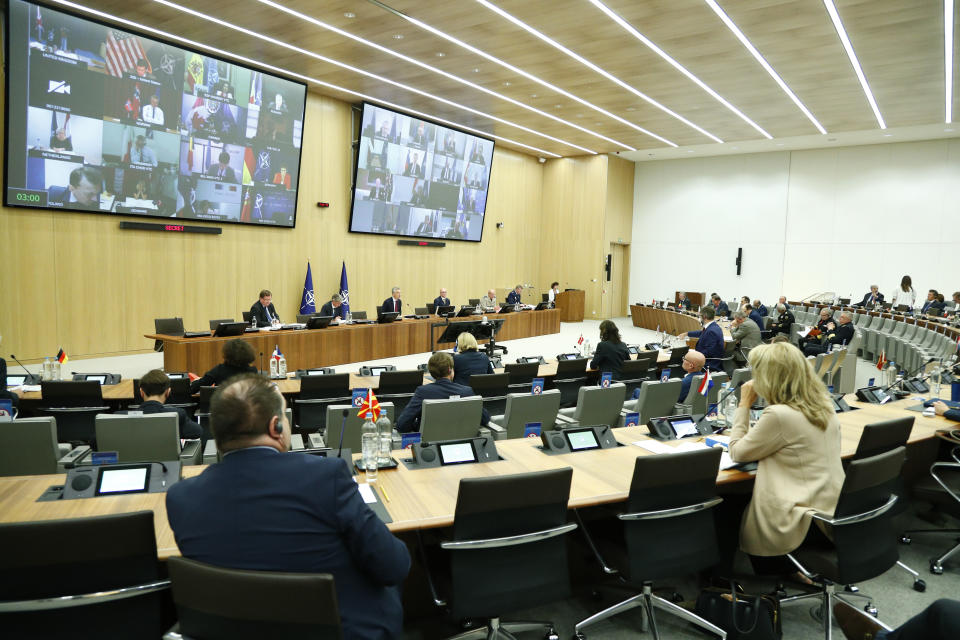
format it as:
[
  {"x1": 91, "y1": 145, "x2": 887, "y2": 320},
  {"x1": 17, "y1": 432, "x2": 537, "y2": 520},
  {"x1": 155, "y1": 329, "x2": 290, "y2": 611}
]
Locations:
[
  {"x1": 343, "y1": 12, "x2": 355, "y2": 19},
  {"x1": 687, "y1": 150, "x2": 694, "y2": 153},
  {"x1": 435, "y1": 52, "x2": 445, "y2": 57},
  {"x1": 530, "y1": 93, "x2": 538, "y2": 98},
  {"x1": 776, "y1": 143, "x2": 784, "y2": 146},
  {"x1": 946, "y1": 128, "x2": 955, "y2": 132},
  {"x1": 882, "y1": 133, "x2": 892, "y2": 137},
  {"x1": 555, "y1": 104, "x2": 562, "y2": 109},
  {"x1": 576, "y1": 113, "x2": 584, "y2": 118},
  {"x1": 392, "y1": 33, "x2": 404, "y2": 40},
  {"x1": 625, "y1": 107, "x2": 636, "y2": 112},
  {"x1": 732, "y1": 146, "x2": 738, "y2": 150},
  {"x1": 472, "y1": 68, "x2": 480, "y2": 73},
  {"x1": 824, "y1": 0, "x2": 886, "y2": 129},
  {"x1": 503, "y1": 81, "x2": 511, "y2": 86}
]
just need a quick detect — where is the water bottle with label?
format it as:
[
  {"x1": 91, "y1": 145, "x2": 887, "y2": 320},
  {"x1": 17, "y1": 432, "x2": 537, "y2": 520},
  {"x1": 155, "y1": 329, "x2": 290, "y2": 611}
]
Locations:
[
  {"x1": 269, "y1": 353, "x2": 278, "y2": 378},
  {"x1": 885, "y1": 362, "x2": 897, "y2": 388},
  {"x1": 361, "y1": 413, "x2": 378, "y2": 482},
  {"x1": 53, "y1": 359, "x2": 61, "y2": 380},
  {"x1": 41, "y1": 357, "x2": 52, "y2": 381},
  {"x1": 278, "y1": 352, "x2": 287, "y2": 378},
  {"x1": 715, "y1": 383, "x2": 729, "y2": 428},
  {"x1": 932, "y1": 363, "x2": 943, "y2": 398},
  {"x1": 376, "y1": 414, "x2": 393, "y2": 466},
  {"x1": 724, "y1": 386, "x2": 739, "y2": 425},
  {"x1": 250, "y1": 315, "x2": 257, "y2": 329}
]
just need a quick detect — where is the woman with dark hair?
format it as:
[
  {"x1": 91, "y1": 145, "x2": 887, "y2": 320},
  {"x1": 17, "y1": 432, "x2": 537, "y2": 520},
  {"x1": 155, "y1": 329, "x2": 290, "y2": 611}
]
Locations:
[
  {"x1": 190, "y1": 338, "x2": 258, "y2": 392},
  {"x1": 590, "y1": 319, "x2": 630, "y2": 379},
  {"x1": 891, "y1": 275, "x2": 916, "y2": 309}
]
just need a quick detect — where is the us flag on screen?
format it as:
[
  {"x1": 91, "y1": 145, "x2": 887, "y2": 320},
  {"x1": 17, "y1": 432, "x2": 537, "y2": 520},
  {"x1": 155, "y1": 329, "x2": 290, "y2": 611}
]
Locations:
[{"x1": 105, "y1": 31, "x2": 148, "y2": 77}]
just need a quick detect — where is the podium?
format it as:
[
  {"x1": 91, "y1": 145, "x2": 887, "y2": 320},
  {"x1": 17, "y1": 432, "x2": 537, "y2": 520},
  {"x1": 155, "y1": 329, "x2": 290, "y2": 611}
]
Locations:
[
  {"x1": 556, "y1": 290, "x2": 585, "y2": 322},
  {"x1": 432, "y1": 319, "x2": 507, "y2": 356}
]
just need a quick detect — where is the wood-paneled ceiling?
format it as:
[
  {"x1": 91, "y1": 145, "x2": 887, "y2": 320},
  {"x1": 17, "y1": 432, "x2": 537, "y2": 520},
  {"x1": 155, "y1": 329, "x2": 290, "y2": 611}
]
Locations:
[{"x1": 55, "y1": 0, "x2": 959, "y2": 158}]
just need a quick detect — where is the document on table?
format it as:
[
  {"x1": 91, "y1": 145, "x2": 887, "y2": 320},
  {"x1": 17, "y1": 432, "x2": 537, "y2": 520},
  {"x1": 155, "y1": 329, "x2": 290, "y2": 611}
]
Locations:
[
  {"x1": 632, "y1": 438, "x2": 738, "y2": 470},
  {"x1": 355, "y1": 481, "x2": 377, "y2": 504},
  {"x1": 797, "y1": 326, "x2": 812, "y2": 338}
]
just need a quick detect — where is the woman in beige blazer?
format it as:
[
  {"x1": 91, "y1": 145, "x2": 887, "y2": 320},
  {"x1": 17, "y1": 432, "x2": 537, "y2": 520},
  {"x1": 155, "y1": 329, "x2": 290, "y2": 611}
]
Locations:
[{"x1": 729, "y1": 341, "x2": 844, "y2": 558}]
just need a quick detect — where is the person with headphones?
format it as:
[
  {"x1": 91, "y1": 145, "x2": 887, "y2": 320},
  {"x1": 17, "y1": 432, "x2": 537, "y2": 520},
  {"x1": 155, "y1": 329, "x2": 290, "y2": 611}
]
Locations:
[{"x1": 166, "y1": 374, "x2": 410, "y2": 639}]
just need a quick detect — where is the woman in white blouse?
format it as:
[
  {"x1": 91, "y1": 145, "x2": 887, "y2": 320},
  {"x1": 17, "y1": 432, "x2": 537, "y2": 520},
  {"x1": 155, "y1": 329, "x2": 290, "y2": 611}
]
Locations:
[{"x1": 891, "y1": 275, "x2": 916, "y2": 309}]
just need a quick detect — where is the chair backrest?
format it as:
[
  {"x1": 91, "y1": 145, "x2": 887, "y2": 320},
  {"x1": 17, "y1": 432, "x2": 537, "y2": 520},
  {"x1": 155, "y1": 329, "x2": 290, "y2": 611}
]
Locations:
[
  {"x1": 0, "y1": 417, "x2": 60, "y2": 476},
  {"x1": 571, "y1": 384, "x2": 627, "y2": 427},
  {"x1": 40, "y1": 380, "x2": 103, "y2": 407},
  {"x1": 853, "y1": 416, "x2": 914, "y2": 461},
  {"x1": 324, "y1": 403, "x2": 395, "y2": 452},
  {"x1": 468, "y1": 298, "x2": 481, "y2": 306},
  {"x1": 504, "y1": 362, "x2": 540, "y2": 385},
  {"x1": 38, "y1": 406, "x2": 108, "y2": 444},
  {"x1": 198, "y1": 386, "x2": 216, "y2": 413},
  {"x1": 623, "y1": 448, "x2": 723, "y2": 581},
  {"x1": 499, "y1": 390, "x2": 562, "y2": 437},
  {"x1": 154, "y1": 317, "x2": 185, "y2": 336},
  {"x1": 378, "y1": 370, "x2": 424, "y2": 394},
  {"x1": 446, "y1": 467, "x2": 574, "y2": 620},
  {"x1": 633, "y1": 350, "x2": 659, "y2": 371},
  {"x1": 468, "y1": 372, "x2": 509, "y2": 397},
  {"x1": 351, "y1": 310, "x2": 367, "y2": 319},
  {"x1": 208, "y1": 318, "x2": 234, "y2": 331},
  {"x1": 729, "y1": 368, "x2": 752, "y2": 400},
  {"x1": 680, "y1": 373, "x2": 727, "y2": 414},
  {"x1": 0, "y1": 511, "x2": 166, "y2": 637},
  {"x1": 414, "y1": 307, "x2": 429, "y2": 315},
  {"x1": 420, "y1": 396, "x2": 484, "y2": 441},
  {"x1": 167, "y1": 556, "x2": 341, "y2": 640},
  {"x1": 634, "y1": 379, "x2": 683, "y2": 425},
  {"x1": 619, "y1": 358, "x2": 652, "y2": 380},
  {"x1": 299, "y1": 373, "x2": 351, "y2": 400},
  {"x1": 96, "y1": 413, "x2": 180, "y2": 462},
  {"x1": 829, "y1": 447, "x2": 906, "y2": 584},
  {"x1": 667, "y1": 346, "x2": 689, "y2": 365},
  {"x1": 555, "y1": 358, "x2": 588, "y2": 377},
  {"x1": 166, "y1": 377, "x2": 194, "y2": 405}
]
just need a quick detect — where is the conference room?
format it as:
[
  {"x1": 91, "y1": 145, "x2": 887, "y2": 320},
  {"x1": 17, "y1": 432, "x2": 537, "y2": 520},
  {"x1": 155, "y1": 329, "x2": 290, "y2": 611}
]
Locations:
[{"x1": 3, "y1": 1, "x2": 960, "y2": 639}]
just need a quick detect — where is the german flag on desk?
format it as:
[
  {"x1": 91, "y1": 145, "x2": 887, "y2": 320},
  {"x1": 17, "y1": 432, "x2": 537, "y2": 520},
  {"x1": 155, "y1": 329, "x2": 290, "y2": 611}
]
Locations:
[{"x1": 56, "y1": 348, "x2": 68, "y2": 364}]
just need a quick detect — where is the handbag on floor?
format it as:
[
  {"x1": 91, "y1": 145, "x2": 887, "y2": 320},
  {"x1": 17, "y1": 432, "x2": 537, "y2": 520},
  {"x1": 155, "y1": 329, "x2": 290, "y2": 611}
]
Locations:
[{"x1": 694, "y1": 582, "x2": 781, "y2": 640}]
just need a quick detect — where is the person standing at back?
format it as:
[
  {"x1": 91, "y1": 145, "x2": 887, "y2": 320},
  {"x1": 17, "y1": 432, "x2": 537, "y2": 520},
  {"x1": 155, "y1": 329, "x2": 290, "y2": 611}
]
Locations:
[
  {"x1": 891, "y1": 275, "x2": 916, "y2": 310},
  {"x1": 590, "y1": 320, "x2": 630, "y2": 379},
  {"x1": 547, "y1": 282, "x2": 560, "y2": 305}
]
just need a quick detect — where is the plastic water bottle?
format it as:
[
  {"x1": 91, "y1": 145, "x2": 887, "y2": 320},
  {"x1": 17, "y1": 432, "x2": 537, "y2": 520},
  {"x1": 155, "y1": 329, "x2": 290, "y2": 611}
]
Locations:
[
  {"x1": 724, "y1": 386, "x2": 738, "y2": 425},
  {"x1": 885, "y1": 362, "x2": 897, "y2": 387},
  {"x1": 250, "y1": 315, "x2": 257, "y2": 329},
  {"x1": 269, "y1": 354, "x2": 278, "y2": 378},
  {"x1": 278, "y1": 352, "x2": 287, "y2": 378},
  {"x1": 932, "y1": 363, "x2": 943, "y2": 397},
  {"x1": 376, "y1": 414, "x2": 393, "y2": 466},
  {"x1": 361, "y1": 413, "x2": 378, "y2": 482},
  {"x1": 53, "y1": 359, "x2": 62, "y2": 380},
  {"x1": 41, "y1": 357, "x2": 53, "y2": 381}
]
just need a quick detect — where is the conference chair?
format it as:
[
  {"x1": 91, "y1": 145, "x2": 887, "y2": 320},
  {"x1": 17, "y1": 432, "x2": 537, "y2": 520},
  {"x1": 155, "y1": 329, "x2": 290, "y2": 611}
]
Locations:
[
  {"x1": 504, "y1": 361, "x2": 540, "y2": 387},
  {"x1": 665, "y1": 346, "x2": 689, "y2": 378},
  {"x1": 414, "y1": 306, "x2": 429, "y2": 316},
  {"x1": 323, "y1": 403, "x2": 395, "y2": 452},
  {"x1": 195, "y1": 386, "x2": 217, "y2": 437},
  {"x1": 96, "y1": 413, "x2": 202, "y2": 465},
  {"x1": 419, "y1": 396, "x2": 484, "y2": 442},
  {"x1": 0, "y1": 511, "x2": 169, "y2": 638},
  {"x1": 718, "y1": 339, "x2": 738, "y2": 376},
  {"x1": 488, "y1": 389, "x2": 562, "y2": 439},
  {"x1": 468, "y1": 298, "x2": 481, "y2": 306},
  {"x1": 573, "y1": 447, "x2": 725, "y2": 640},
  {"x1": 553, "y1": 357, "x2": 590, "y2": 406},
  {"x1": 674, "y1": 372, "x2": 728, "y2": 416},
  {"x1": 351, "y1": 310, "x2": 367, "y2": 319},
  {"x1": 619, "y1": 358, "x2": 654, "y2": 399},
  {"x1": 164, "y1": 557, "x2": 341, "y2": 640},
  {"x1": 818, "y1": 349, "x2": 845, "y2": 389},
  {"x1": 426, "y1": 303, "x2": 437, "y2": 314},
  {"x1": 469, "y1": 372, "x2": 510, "y2": 416},
  {"x1": 556, "y1": 383, "x2": 627, "y2": 428},
  {"x1": 419, "y1": 468, "x2": 575, "y2": 640},
  {"x1": 130, "y1": 378, "x2": 196, "y2": 412},
  {"x1": 776, "y1": 447, "x2": 906, "y2": 639},
  {"x1": 208, "y1": 318, "x2": 234, "y2": 331},
  {"x1": 901, "y1": 439, "x2": 960, "y2": 576},
  {"x1": 154, "y1": 317, "x2": 185, "y2": 351},
  {"x1": 728, "y1": 367, "x2": 752, "y2": 401},
  {"x1": 0, "y1": 417, "x2": 90, "y2": 476},
  {"x1": 378, "y1": 370, "x2": 424, "y2": 414},
  {"x1": 832, "y1": 332, "x2": 861, "y2": 394},
  {"x1": 294, "y1": 373, "x2": 352, "y2": 432},
  {"x1": 622, "y1": 379, "x2": 682, "y2": 427}
]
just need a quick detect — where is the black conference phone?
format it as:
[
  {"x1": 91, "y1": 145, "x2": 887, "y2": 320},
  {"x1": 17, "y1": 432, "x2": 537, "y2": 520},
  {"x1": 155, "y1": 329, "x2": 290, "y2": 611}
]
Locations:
[
  {"x1": 855, "y1": 386, "x2": 896, "y2": 404},
  {"x1": 646, "y1": 414, "x2": 711, "y2": 441},
  {"x1": 62, "y1": 461, "x2": 180, "y2": 500},
  {"x1": 517, "y1": 355, "x2": 547, "y2": 365},
  {"x1": 409, "y1": 436, "x2": 499, "y2": 468},
  {"x1": 72, "y1": 372, "x2": 122, "y2": 385},
  {"x1": 540, "y1": 425, "x2": 619, "y2": 454}
]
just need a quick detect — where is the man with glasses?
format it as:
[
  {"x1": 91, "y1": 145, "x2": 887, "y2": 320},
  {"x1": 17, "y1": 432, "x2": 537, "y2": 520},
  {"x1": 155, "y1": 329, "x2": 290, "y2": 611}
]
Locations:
[{"x1": 677, "y1": 349, "x2": 706, "y2": 402}]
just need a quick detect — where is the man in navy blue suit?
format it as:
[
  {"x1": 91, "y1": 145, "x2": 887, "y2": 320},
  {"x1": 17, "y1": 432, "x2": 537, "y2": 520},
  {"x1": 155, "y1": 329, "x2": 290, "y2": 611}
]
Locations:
[
  {"x1": 166, "y1": 374, "x2": 410, "y2": 639},
  {"x1": 381, "y1": 286, "x2": 402, "y2": 315},
  {"x1": 753, "y1": 299, "x2": 768, "y2": 317},
  {"x1": 744, "y1": 304, "x2": 765, "y2": 332},
  {"x1": 433, "y1": 287, "x2": 451, "y2": 309},
  {"x1": 680, "y1": 306, "x2": 725, "y2": 371},
  {"x1": 676, "y1": 349, "x2": 705, "y2": 402},
  {"x1": 397, "y1": 352, "x2": 490, "y2": 433},
  {"x1": 709, "y1": 293, "x2": 729, "y2": 317},
  {"x1": 506, "y1": 285, "x2": 523, "y2": 305}
]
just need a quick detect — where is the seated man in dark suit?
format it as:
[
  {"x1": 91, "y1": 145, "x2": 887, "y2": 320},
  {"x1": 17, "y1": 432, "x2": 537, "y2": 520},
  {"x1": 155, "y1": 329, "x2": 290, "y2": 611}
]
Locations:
[
  {"x1": 206, "y1": 151, "x2": 237, "y2": 182},
  {"x1": 250, "y1": 289, "x2": 280, "y2": 326},
  {"x1": 803, "y1": 311, "x2": 855, "y2": 356},
  {"x1": 778, "y1": 296, "x2": 791, "y2": 310},
  {"x1": 857, "y1": 285, "x2": 884, "y2": 308},
  {"x1": 676, "y1": 291, "x2": 692, "y2": 310},
  {"x1": 743, "y1": 304, "x2": 765, "y2": 331},
  {"x1": 679, "y1": 306, "x2": 725, "y2": 371},
  {"x1": 676, "y1": 349, "x2": 706, "y2": 402},
  {"x1": 753, "y1": 299, "x2": 768, "y2": 317},
  {"x1": 709, "y1": 293, "x2": 729, "y2": 317},
  {"x1": 768, "y1": 303, "x2": 795, "y2": 337},
  {"x1": 381, "y1": 286, "x2": 403, "y2": 316},
  {"x1": 319, "y1": 294, "x2": 344, "y2": 320},
  {"x1": 433, "y1": 288, "x2": 451, "y2": 309},
  {"x1": 506, "y1": 284, "x2": 523, "y2": 306},
  {"x1": 397, "y1": 352, "x2": 490, "y2": 433},
  {"x1": 136, "y1": 369, "x2": 201, "y2": 439},
  {"x1": 47, "y1": 166, "x2": 102, "y2": 210},
  {"x1": 166, "y1": 374, "x2": 410, "y2": 639},
  {"x1": 452, "y1": 332, "x2": 494, "y2": 386},
  {"x1": 190, "y1": 339, "x2": 258, "y2": 393},
  {"x1": 921, "y1": 289, "x2": 946, "y2": 316}
]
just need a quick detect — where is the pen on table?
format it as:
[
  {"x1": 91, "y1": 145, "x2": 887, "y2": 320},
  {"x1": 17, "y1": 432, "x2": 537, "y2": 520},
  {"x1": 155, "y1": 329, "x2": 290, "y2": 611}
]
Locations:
[{"x1": 380, "y1": 484, "x2": 391, "y2": 502}]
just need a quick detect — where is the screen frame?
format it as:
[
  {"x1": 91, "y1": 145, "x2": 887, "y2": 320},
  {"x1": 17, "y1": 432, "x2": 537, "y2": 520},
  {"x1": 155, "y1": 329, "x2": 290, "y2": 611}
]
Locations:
[
  {"x1": 563, "y1": 428, "x2": 601, "y2": 451},
  {"x1": 3, "y1": 0, "x2": 308, "y2": 230},
  {"x1": 94, "y1": 463, "x2": 153, "y2": 496},
  {"x1": 437, "y1": 440, "x2": 479, "y2": 465},
  {"x1": 347, "y1": 100, "x2": 494, "y2": 244}
]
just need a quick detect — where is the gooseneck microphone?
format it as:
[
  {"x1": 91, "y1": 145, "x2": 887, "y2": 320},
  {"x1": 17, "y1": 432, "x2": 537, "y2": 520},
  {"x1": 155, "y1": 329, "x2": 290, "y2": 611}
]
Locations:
[
  {"x1": 336, "y1": 409, "x2": 350, "y2": 459},
  {"x1": 9, "y1": 354, "x2": 37, "y2": 384},
  {"x1": 259, "y1": 351, "x2": 265, "y2": 376}
]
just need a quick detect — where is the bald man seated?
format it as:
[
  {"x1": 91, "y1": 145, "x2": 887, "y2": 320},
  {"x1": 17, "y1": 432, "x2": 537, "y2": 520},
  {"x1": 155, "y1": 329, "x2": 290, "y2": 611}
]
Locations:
[
  {"x1": 479, "y1": 288, "x2": 500, "y2": 312},
  {"x1": 677, "y1": 349, "x2": 707, "y2": 402}
]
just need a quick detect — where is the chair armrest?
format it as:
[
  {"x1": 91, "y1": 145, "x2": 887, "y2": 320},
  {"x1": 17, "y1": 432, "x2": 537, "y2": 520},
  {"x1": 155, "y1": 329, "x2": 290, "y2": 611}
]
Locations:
[
  {"x1": 0, "y1": 579, "x2": 170, "y2": 612},
  {"x1": 202, "y1": 439, "x2": 219, "y2": 464},
  {"x1": 809, "y1": 494, "x2": 898, "y2": 526},
  {"x1": 930, "y1": 462, "x2": 960, "y2": 501},
  {"x1": 479, "y1": 425, "x2": 505, "y2": 441},
  {"x1": 440, "y1": 523, "x2": 577, "y2": 550},
  {"x1": 57, "y1": 445, "x2": 91, "y2": 472},
  {"x1": 618, "y1": 497, "x2": 723, "y2": 521},
  {"x1": 179, "y1": 439, "x2": 201, "y2": 465}
]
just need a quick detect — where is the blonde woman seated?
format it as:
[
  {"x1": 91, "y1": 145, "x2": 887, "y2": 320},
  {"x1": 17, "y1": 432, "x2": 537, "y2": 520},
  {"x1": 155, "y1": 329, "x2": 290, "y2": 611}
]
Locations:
[
  {"x1": 451, "y1": 332, "x2": 494, "y2": 386},
  {"x1": 729, "y1": 341, "x2": 844, "y2": 574}
]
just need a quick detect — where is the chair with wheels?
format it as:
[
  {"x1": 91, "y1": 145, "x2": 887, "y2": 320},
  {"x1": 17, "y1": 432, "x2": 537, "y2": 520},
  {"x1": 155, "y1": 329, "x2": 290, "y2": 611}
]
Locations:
[{"x1": 901, "y1": 436, "x2": 960, "y2": 576}]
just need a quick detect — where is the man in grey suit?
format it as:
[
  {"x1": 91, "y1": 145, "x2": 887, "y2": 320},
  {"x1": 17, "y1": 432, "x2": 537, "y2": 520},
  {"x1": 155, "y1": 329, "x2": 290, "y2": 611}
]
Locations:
[{"x1": 730, "y1": 310, "x2": 762, "y2": 365}]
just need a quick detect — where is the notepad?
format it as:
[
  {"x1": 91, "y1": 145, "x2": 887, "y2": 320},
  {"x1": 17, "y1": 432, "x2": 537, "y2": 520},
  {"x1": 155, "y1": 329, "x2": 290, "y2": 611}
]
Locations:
[{"x1": 356, "y1": 482, "x2": 377, "y2": 504}]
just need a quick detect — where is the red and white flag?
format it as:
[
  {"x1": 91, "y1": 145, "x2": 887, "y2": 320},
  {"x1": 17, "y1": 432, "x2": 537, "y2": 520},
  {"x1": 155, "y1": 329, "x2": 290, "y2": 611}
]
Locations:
[
  {"x1": 104, "y1": 31, "x2": 148, "y2": 77},
  {"x1": 697, "y1": 369, "x2": 713, "y2": 396},
  {"x1": 577, "y1": 334, "x2": 584, "y2": 346},
  {"x1": 876, "y1": 350, "x2": 887, "y2": 371}
]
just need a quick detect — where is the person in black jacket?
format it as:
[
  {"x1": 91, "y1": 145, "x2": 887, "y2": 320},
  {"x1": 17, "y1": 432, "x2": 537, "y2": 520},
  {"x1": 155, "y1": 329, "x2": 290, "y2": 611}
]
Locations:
[
  {"x1": 190, "y1": 339, "x2": 258, "y2": 392},
  {"x1": 381, "y1": 286, "x2": 402, "y2": 315},
  {"x1": 803, "y1": 311, "x2": 855, "y2": 356},
  {"x1": 452, "y1": 332, "x2": 494, "y2": 386},
  {"x1": 137, "y1": 369, "x2": 202, "y2": 439},
  {"x1": 857, "y1": 285, "x2": 884, "y2": 308},
  {"x1": 768, "y1": 303, "x2": 795, "y2": 338},
  {"x1": 319, "y1": 294, "x2": 343, "y2": 319},
  {"x1": 590, "y1": 320, "x2": 631, "y2": 379},
  {"x1": 250, "y1": 289, "x2": 280, "y2": 326},
  {"x1": 397, "y1": 352, "x2": 489, "y2": 433}
]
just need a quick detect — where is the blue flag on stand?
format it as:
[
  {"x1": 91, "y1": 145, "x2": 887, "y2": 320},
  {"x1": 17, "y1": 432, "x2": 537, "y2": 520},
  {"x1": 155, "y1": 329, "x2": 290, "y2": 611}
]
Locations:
[
  {"x1": 339, "y1": 261, "x2": 350, "y2": 318},
  {"x1": 299, "y1": 262, "x2": 315, "y2": 314}
]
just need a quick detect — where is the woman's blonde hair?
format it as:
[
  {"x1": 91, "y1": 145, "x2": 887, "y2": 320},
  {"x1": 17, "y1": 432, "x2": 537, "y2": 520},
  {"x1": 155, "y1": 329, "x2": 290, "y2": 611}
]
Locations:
[
  {"x1": 747, "y1": 342, "x2": 834, "y2": 430},
  {"x1": 457, "y1": 332, "x2": 479, "y2": 352}
]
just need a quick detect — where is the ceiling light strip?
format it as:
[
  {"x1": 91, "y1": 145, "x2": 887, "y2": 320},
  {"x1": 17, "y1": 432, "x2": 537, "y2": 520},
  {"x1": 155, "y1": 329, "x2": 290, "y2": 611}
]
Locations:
[
  {"x1": 704, "y1": 0, "x2": 826, "y2": 135},
  {"x1": 823, "y1": 0, "x2": 886, "y2": 129},
  {"x1": 946, "y1": 0, "x2": 955, "y2": 124},
  {"x1": 367, "y1": 0, "x2": 711, "y2": 146},
  {"x1": 147, "y1": 0, "x2": 595, "y2": 154},
  {"x1": 585, "y1": 0, "x2": 772, "y2": 139},
  {"x1": 49, "y1": 0, "x2": 561, "y2": 157},
  {"x1": 256, "y1": 0, "x2": 635, "y2": 150}
]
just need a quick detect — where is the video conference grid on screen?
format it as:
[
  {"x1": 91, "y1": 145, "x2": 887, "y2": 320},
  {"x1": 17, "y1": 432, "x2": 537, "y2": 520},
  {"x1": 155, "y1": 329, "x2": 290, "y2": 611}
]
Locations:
[
  {"x1": 350, "y1": 103, "x2": 494, "y2": 242},
  {"x1": 4, "y1": 1, "x2": 306, "y2": 227}
]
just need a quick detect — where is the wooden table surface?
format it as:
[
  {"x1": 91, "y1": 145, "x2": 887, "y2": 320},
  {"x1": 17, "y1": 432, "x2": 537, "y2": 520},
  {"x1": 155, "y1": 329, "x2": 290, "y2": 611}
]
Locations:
[{"x1": 0, "y1": 392, "x2": 951, "y2": 559}]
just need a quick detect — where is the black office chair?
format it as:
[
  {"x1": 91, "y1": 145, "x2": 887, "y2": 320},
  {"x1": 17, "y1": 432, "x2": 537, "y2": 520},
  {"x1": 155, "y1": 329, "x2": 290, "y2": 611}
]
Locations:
[
  {"x1": 573, "y1": 448, "x2": 725, "y2": 640},
  {"x1": 427, "y1": 303, "x2": 437, "y2": 314},
  {"x1": 504, "y1": 361, "x2": 540, "y2": 388},
  {"x1": 351, "y1": 310, "x2": 367, "y2": 320},
  {"x1": 0, "y1": 511, "x2": 170, "y2": 638},
  {"x1": 553, "y1": 358, "x2": 589, "y2": 407},
  {"x1": 618, "y1": 358, "x2": 653, "y2": 399},
  {"x1": 421, "y1": 468, "x2": 575, "y2": 640},
  {"x1": 777, "y1": 447, "x2": 906, "y2": 638},
  {"x1": 294, "y1": 373, "x2": 352, "y2": 433},
  {"x1": 377, "y1": 370, "x2": 424, "y2": 414},
  {"x1": 468, "y1": 298, "x2": 481, "y2": 307},
  {"x1": 901, "y1": 437, "x2": 960, "y2": 575},
  {"x1": 164, "y1": 557, "x2": 341, "y2": 640},
  {"x1": 242, "y1": 311, "x2": 253, "y2": 323},
  {"x1": 469, "y1": 372, "x2": 510, "y2": 417},
  {"x1": 154, "y1": 317, "x2": 185, "y2": 351},
  {"x1": 208, "y1": 318, "x2": 234, "y2": 331},
  {"x1": 665, "y1": 346, "x2": 689, "y2": 378},
  {"x1": 38, "y1": 380, "x2": 108, "y2": 445}
]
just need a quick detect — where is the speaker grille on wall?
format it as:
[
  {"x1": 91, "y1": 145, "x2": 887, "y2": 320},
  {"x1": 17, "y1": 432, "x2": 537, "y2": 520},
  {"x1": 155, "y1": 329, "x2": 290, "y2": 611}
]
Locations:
[
  {"x1": 736, "y1": 247, "x2": 742, "y2": 276},
  {"x1": 605, "y1": 254, "x2": 612, "y2": 282}
]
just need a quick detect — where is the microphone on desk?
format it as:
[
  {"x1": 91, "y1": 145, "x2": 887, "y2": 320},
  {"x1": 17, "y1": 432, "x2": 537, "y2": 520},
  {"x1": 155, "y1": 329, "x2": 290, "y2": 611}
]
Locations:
[
  {"x1": 9, "y1": 354, "x2": 38, "y2": 385},
  {"x1": 336, "y1": 408, "x2": 350, "y2": 459},
  {"x1": 259, "y1": 351, "x2": 265, "y2": 376},
  {"x1": 702, "y1": 380, "x2": 743, "y2": 433},
  {"x1": 880, "y1": 356, "x2": 936, "y2": 394}
]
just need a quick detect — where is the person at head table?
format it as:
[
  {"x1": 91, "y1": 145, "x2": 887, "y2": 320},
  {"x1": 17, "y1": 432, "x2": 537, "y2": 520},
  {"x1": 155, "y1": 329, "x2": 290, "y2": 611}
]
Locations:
[
  {"x1": 49, "y1": 127, "x2": 73, "y2": 152},
  {"x1": 189, "y1": 338, "x2": 258, "y2": 393},
  {"x1": 250, "y1": 289, "x2": 281, "y2": 327},
  {"x1": 858, "y1": 285, "x2": 884, "y2": 308},
  {"x1": 676, "y1": 349, "x2": 706, "y2": 402},
  {"x1": 137, "y1": 369, "x2": 201, "y2": 439},
  {"x1": 506, "y1": 285, "x2": 524, "y2": 306},
  {"x1": 319, "y1": 294, "x2": 344, "y2": 320},
  {"x1": 129, "y1": 135, "x2": 157, "y2": 167},
  {"x1": 433, "y1": 288, "x2": 451, "y2": 310},
  {"x1": 140, "y1": 94, "x2": 164, "y2": 126},
  {"x1": 397, "y1": 352, "x2": 490, "y2": 433},
  {"x1": 381, "y1": 286, "x2": 403, "y2": 316},
  {"x1": 479, "y1": 289, "x2": 500, "y2": 312},
  {"x1": 47, "y1": 166, "x2": 102, "y2": 210},
  {"x1": 676, "y1": 291, "x2": 692, "y2": 310},
  {"x1": 166, "y1": 374, "x2": 410, "y2": 639},
  {"x1": 207, "y1": 151, "x2": 237, "y2": 182},
  {"x1": 452, "y1": 332, "x2": 494, "y2": 386}
]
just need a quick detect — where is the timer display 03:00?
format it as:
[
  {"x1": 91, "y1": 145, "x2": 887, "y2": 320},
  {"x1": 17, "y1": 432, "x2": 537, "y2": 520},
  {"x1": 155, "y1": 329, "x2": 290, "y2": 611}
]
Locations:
[{"x1": 15, "y1": 191, "x2": 42, "y2": 203}]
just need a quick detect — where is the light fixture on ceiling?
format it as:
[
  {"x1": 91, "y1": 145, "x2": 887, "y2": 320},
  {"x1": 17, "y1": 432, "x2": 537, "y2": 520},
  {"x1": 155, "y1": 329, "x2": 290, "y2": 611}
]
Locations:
[
  {"x1": 823, "y1": 0, "x2": 886, "y2": 129},
  {"x1": 946, "y1": 0, "x2": 954, "y2": 123},
  {"x1": 343, "y1": 12, "x2": 355, "y2": 19},
  {"x1": 882, "y1": 133, "x2": 892, "y2": 137},
  {"x1": 705, "y1": 0, "x2": 826, "y2": 135},
  {"x1": 472, "y1": 67, "x2": 480, "y2": 73},
  {"x1": 587, "y1": 0, "x2": 770, "y2": 139},
  {"x1": 502, "y1": 81, "x2": 511, "y2": 86},
  {"x1": 392, "y1": 33, "x2": 403, "y2": 39},
  {"x1": 530, "y1": 93, "x2": 538, "y2": 98},
  {"x1": 435, "y1": 52, "x2": 445, "y2": 57}
]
